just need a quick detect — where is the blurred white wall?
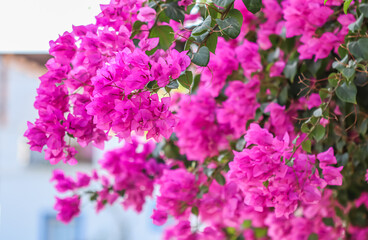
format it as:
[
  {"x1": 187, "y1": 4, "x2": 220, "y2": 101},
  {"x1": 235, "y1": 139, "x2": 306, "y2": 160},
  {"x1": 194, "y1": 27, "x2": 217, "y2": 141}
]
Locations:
[{"x1": 0, "y1": 0, "x2": 109, "y2": 53}]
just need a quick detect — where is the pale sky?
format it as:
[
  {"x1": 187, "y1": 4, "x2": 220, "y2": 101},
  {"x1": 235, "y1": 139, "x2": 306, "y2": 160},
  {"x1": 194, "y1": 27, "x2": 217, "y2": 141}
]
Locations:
[{"x1": 0, "y1": 0, "x2": 109, "y2": 53}]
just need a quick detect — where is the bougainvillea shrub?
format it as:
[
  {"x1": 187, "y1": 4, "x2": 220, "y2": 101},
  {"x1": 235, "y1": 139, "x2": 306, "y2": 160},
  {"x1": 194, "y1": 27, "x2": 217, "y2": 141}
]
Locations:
[{"x1": 25, "y1": 0, "x2": 368, "y2": 239}]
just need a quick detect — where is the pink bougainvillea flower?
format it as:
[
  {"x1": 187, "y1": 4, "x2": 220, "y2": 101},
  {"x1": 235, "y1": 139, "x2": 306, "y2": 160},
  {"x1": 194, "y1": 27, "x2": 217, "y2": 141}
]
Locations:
[
  {"x1": 151, "y1": 209, "x2": 168, "y2": 226},
  {"x1": 54, "y1": 196, "x2": 80, "y2": 223},
  {"x1": 137, "y1": 7, "x2": 156, "y2": 22}
]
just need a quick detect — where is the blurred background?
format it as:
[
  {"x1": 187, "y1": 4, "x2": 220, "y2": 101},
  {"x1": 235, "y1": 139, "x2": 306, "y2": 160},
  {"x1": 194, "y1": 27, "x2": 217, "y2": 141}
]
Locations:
[{"x1": 0, "y1": 0, "x2": 163, "y2": 239}]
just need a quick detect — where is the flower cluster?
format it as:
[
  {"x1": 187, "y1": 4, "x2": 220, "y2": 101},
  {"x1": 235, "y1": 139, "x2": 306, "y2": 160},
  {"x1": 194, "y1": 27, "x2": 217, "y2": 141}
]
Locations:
[
  {"x1": 264, "y1": 102, "x2": 296, "y2": 139},
  {"x1": 25, "y1": 0, "x2": 368, "y2": 238},
  {"x1": 198, "y1": 181, "x2": 251, "y2": 228},
  {"x1": 153, "y1": 169, "x2": 199, "y2": 222},
  {"x1": 24, "y1": 0, "x2": 141, "y2": 164},
  {"x1": 228, "y1": 124, "x2": 343, "y2": 218},
  {"x1": 51, "y1": 169, "x2": 91, "y2": 193},
  {"x1": 25, "y1": 0, "x2": 191, "y2": 165},
  {"x1": 257, "y1": 0, "x2": 284, "y2": 50},
  {"x1": 265, "y1": 190, "x2": 345, "y2": 239},
  {"x1": 54, "y1": 195, "x2": 81, "y2": 223},
  {"x1": 217, "y1": 79, "x2": 260, "y2": 138},
  {"x1": 174, "y1": 90, "x2": 230, "y2": 162},
  {"x1": 200, "y1": 38, "x2": 239, "y2": 97},
  {"x1": 87, "y1": 48, "x2": 189, "y2": 142},
  {"x1": 52, "y1": 137, "x2": 164, "y2": 222},
  {"x1": 163, "y1": 221, "x2": 225, "y2": 240},
  {"x1": 98, "y1": 138, "x2": 164, "y2": 212},
  {"x1": 283, "y1": 0, "x2": 354, "y2": 60}
]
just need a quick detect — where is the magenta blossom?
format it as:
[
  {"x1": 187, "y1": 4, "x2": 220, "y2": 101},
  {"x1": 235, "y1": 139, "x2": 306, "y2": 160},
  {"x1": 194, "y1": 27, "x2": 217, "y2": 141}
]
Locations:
[{"x1": 54, "y1": 196, "x2": 80, "y2": 223}]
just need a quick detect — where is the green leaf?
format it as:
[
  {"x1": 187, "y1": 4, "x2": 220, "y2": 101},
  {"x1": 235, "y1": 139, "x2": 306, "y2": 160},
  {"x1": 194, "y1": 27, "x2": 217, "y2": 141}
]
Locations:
[
  {"x1": 348, "y1": 39, "x2": 368, "y2": 60},
  {"x1": 292, "y1": 135, "x2": 300, "y2": 145},
  {"x1": 332, "y1": 55, "x2": 348, "y2": 71},
  {"x1": 133, "y1": 20, "x2": 145, "y2": 30},
  {"x1": 133, "y1": 38, "x2": 140, "y2": 47},
  {"x1": 185, "y1": 3, "x2": 195, "y2": 14},
  {"x1": 348, "y1": 14, "x2": 364, "y2": 32},
  {"x1": 242, "y1": 0, "x2": 262, "y2": 14},
  {"x1": 146, "y1": 80, "x2": 158, "y2": 89},
  {"x1": 313, "y1": 108, "x2": 323, "y2": 118},
  {"x1": 324, "y1": 0, "x2": 328, "y2": 4},
  {"x1": 254, "y1": 228, "x2": 267, "y2": 238},
  {"x1": 192, "y1": 15, "x2": 212, "y2": 36},
  {"x1": 196, "y1": 185, "x2": 209, "y2": 198},
  {"x1": 336, "y1": 82, "x2": 357, "y2": 104},
  {"x1": 200, "y1": 185, "x2": 209, "y2": 194},
  {"x1": 228, "y1": 9, "x2": 244, "y2": 26},
  {"x1": 359, "y1": 3, "x2": 368, "y2": 18},
  {"x1": 267, "y1": 48, "x2": 281, "y2": 63},
  {"x1": 164, "y1": 86, "x2": 172, "y2": 93},
  {"x1": 146, "y1": 46, "x2": 158, "y2": 56},
  {"x1": 148, "y1": 1, "x2": 158, "y2": 8},
  {"x1": 158, "y1": 10, "x2": 171, "y2": 23},
  {"x1": 206, "y1": 32, "x2": 218, "y2": 53},
  {"x1": 242, "y1": 220, "x2": 252, "y2": 229},
  {"x1": 328, "y1": 73, "x2": 339, "y2": 87},
  {"x1": 302, "y1": 140, "x2": 312, "y2": 153},
  {"x1": 178, "y1": 71, "x2": 193, "y2": 90},
  {"x1": 192, "y1": 74, "x2": 201, "y2": 92},
  {"x1": 190, "y1": 46, "x2": 210, "y2": 67},
  {"x1": 308, "y1": 233, "x2": 318, "y2": 240},
  {"x1": 213, "y1": 0, "x2": 235, "y2": 8},
  {"x1": 208, "y1": 4, "x2": 220, "y2": 18},
  {"x1": 216, "y1": 16, "x2": 241, "y2": 39},
  {"x1": 226, "y1": 227, "x2": 236, "y2": 235},
  {"x1": 359, "y1": 119, "x2": 368, "y2": 135},
  {"x1": 131, "y1": 21, "x2": 146, "y2": 38},
  {"x1": 203, "y1": 167, "x2": 215, "y2": 177},
  {"x1": 284, "y1": 59, "x2": 298, "y2": 82},
  {"x1": 90, "y1": 192, "x2": 98, "y2": 201},
  {"x1": 214, "y1": 172, "x2": 226, "y2": 185},
  {"x1": 193, "y1": 32, "x2": 210, "y2": 44},
  {"x1": 301, "y1": 123, "x2": 310, "y2": 133},
  {"x1": 286, "y1": 158, "x2": 294, "y2": 167},
  {"x1": 237, "y1": 234, "x2": 245, "y2": 239},
  {"x1": 310, "y1": 116, "x2": 318, "y2": 125},
  {"x1": 236, "y1": 233, "x2": 245, "y2": 240},
  {"x1": 184, "y1": 37, "x2": 195, "y2": 51},
  {"x1": 162, "y1": 2, "x2": 185, "y2": 23},
  {"x1": 344, "y1": 0, "x2": 353, "y2": 14},
  {"x1": 269, "y1": 34, "x2": 280, "y2": 45},
  {"x1": 236, "y1": 137, "x2": 246, "y2": 151},
  {"x1": 319, "y1": 89, "x2": 329, "y2": 100},
  {"x1": 336, "y1": 153, "x2": 349, "y2": 166},
  {"x1": 338, "y1": 45, "x2": 348, "y2": 58},
  {"x1": 322, "y1": 108, "x2": 329, "y2": 119},
  {"x1": 191, "y1": 206, "x2": 199, "y2": 216},
  {"x1": 341, "y1": 66, "x2": 355, "y2": 80},
  {"x1": 335, "y1": 206, "x2": 344, "y2": 219},
  {"x1": 66, "y1": 132, "x2": 75, "y2": 138},
  {"x1": 254, "y1": 107, "x2": 262, "y2": 121},
  {"x1": 307, "y1": 60, "x2": 322, "y2": 76},
  {"x1": 166, "y1": 80, "x2": 179, "y2": 89},
  {"x1": 149, "y1": 25, "x2": 175, "y2": 50},
  {"x1": 312, "y1": 124, "x2": 325, "y2": 142},
  {"x1": 278, "y1": 86, "x2": 289, "y2": 105},
  {"x1": 117, "y1": 189, "x2": 126, "y2": 197},
  {"x1": 322, "y1": 217, "x2": 335, "y2": 227}
]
